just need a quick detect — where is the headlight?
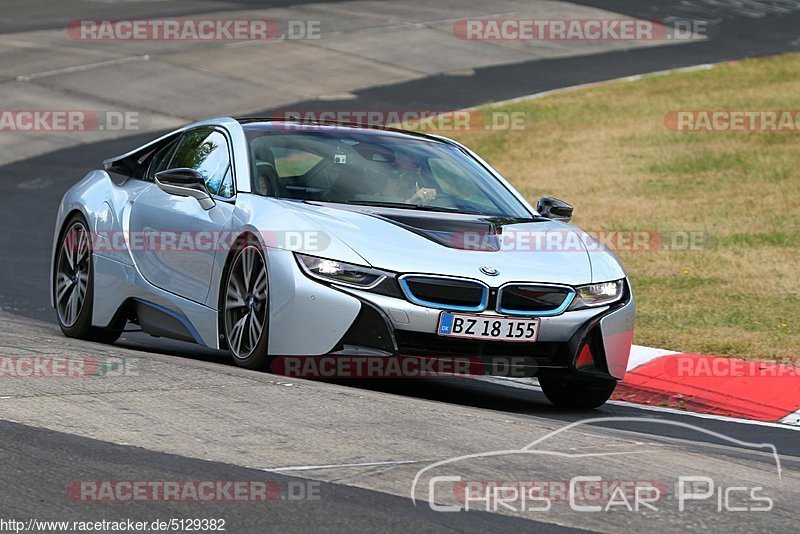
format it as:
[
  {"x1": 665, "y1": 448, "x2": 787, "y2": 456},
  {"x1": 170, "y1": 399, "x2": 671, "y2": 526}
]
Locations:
[
  {"x1": 570, "y1": 279, "x2": 625, "y2": 309},
  {"x1": 295, "y1": 253, "x2": 387, "y2": 289}
]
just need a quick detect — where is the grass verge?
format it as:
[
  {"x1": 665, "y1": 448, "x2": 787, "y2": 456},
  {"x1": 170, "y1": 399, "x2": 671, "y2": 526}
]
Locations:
[{"x1": 438, "y1": 55, "x2": 800, "y2": 359}]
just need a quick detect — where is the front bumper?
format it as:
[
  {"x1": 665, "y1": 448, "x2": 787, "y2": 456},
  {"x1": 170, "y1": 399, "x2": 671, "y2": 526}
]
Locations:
[{"x1": 266, "y1": 248, "x2": 634, "y2": 380}]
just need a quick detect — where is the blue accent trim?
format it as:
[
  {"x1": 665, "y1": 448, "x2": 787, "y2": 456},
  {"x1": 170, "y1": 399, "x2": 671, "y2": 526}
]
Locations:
[
  {"x1": 131, "y1": 298, "x2": 205, "y2": 345},
  {"x1": 399, "y1": 276, "x2": 489, "y2": 312},
  {"x1": 496, "y1": 285, "x2": 576, "y2": 317}
]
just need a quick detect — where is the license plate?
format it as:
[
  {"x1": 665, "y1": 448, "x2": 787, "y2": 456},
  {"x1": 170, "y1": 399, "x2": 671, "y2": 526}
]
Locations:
[{"x1": 438, "y1": 313, "x2": 540, "y2": 342}]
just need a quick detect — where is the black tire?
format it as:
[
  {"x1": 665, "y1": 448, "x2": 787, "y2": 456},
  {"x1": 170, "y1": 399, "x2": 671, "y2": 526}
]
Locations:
[
  {"x1": 222, "y1": 239, "x2": 270, "y2": 370},
  {"x1": 54, "y1": 214, "x2": 122, "y2": 344},
  {"x1": 538, "y1": 374, "x2": 617, "y2": 409}
]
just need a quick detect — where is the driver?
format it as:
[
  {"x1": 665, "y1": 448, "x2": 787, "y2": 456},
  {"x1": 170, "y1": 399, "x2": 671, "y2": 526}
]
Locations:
[{"x1": 384, "y1": 151, "x2": 438, "y2": 205}]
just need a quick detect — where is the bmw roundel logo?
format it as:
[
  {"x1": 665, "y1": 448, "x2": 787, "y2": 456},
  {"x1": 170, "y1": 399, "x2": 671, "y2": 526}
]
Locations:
[{"x1": 480, "y1": 266, "x2": 499, "y2": 276}]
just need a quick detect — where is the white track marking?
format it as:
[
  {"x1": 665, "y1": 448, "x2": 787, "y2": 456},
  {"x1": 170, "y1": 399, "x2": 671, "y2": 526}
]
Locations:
[
  {"x1": 16, "y1": 55, "x2": 150, "y2": 82},
  {"x1": 627, "y1": 344, "x2": 681, "y2": 371},
  {"x1": 262, "y1": 460, "x2": 419, "y2": 472},
  {"x1": 476, "y1": 376, "x2": 539, "y2": 389},
  {"x1": 780, "y1": 409, "x2": 800, "y2": 426}
]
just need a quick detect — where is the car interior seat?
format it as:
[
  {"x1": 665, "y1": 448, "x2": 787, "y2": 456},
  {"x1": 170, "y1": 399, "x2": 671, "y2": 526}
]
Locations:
[{"x1": 251, "y1": 141, "x2": 281, "y2": 197}]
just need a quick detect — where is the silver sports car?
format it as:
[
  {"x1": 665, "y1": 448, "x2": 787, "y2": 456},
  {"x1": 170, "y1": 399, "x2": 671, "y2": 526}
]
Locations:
[{"x1": 51, "y1": 117, "x2": 634, "y2": 408}]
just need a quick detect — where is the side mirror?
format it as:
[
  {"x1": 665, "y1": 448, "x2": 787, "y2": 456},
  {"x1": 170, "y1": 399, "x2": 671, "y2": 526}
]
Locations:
[
  {"x1": 536, "y1": 197, "x2": 573, "y2": 222},
  {"x1": 155, "y1": 168, "x2": 215, "y2": 210}
]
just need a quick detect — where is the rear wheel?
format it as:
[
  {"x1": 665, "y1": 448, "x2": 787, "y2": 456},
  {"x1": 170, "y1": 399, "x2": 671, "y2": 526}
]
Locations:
[
  {"x1": 55, "y1": 215, "x2": 122, "y2": 343},
  {"x1": 539, "y1": 374, "x2": 617, "y2": 409},
  {"x1": 223, "y1": 242, "x2": 270, "y2": 370}
]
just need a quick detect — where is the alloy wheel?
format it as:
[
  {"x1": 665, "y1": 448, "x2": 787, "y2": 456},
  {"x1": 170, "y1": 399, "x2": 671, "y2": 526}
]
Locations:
[
  {"x1": 56, "y1": 221, "x2": 91, "y2": 328},
  {"x1": 224, "y1": 245, "x2": 268, "y2": 359}
]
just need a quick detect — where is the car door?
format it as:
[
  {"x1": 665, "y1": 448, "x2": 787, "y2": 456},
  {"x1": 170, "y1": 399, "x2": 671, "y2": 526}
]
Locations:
[{"x1": 127, "y1": 127, "x2": 236, "y2": 304}]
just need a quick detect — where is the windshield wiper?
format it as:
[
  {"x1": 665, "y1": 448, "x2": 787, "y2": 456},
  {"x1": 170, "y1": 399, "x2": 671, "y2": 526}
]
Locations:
[{"x1": 342, "y1": 200, "x2": 484, "y2": 215}]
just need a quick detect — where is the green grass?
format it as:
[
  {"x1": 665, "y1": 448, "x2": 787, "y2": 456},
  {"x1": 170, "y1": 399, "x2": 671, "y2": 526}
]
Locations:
[{"x1": 418, "y1": 54, "x2": 800, "y2": 359}]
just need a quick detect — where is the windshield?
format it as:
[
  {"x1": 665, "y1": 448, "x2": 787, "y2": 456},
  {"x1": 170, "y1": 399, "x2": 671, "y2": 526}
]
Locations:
[{"x1": 244, "y1": 128, "x2": 532, "y2": 218}]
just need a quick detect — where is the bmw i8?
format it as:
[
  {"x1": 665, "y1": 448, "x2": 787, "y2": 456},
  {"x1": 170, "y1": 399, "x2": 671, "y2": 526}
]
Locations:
[{"x1": 51, "y1": 117, "x2": 634, "y2": 408}]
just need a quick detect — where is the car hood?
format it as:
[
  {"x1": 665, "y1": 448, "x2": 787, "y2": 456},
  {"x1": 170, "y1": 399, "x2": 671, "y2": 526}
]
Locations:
[{"x1": 285, "y1": 201, "x2": 623, "y2": 286}]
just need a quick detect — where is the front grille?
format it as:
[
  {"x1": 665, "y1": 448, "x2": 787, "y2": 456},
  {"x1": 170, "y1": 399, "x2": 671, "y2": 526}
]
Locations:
[
  {"x1": 400, "y1": 276, "x2": 488, "y2": 311},
  {"x1": 497, "y1": 284, "x2": 574, "y2": 316}
]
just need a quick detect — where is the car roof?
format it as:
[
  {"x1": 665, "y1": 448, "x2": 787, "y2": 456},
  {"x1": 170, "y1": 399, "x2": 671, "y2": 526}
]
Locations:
[
  {"x1": 104, "y1": 116, "x2": 462, "y2": 178},
  {"x1": 234, "y1": 117, "x2": 452, "y2": 144}
]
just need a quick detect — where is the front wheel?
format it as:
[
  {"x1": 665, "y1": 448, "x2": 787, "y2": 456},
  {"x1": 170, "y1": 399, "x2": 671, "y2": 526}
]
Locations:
[
  {"x1": 223, "y1": 242, "x2": 270, "y2": 370},
  {"x1": 538, "y1": 374, "x2": 617, "y2": 409},
  {"x1": 54, "y1": 215, "x2": 122, "y2": 343}
]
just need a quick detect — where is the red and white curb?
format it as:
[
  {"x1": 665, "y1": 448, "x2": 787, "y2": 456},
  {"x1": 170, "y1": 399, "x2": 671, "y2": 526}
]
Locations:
[
  {"x1": 479, "y1": 345, "x2": 800, "y2": 427},
  {"x1": 615, "y1": 346, "x2": 800, "y2": 426}
]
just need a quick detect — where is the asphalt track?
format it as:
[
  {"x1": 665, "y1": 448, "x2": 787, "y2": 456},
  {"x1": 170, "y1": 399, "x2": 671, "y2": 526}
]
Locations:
[
  {"x1": 1, "y1": 1, "x2": 800, "y2": 532},
  {"x1": 1, "y1": 419, "x2": 572, "y2": 533}
]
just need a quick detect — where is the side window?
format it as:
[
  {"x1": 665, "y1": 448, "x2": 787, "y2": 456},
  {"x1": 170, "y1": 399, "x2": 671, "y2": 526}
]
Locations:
[
  {"x1": 171, "y1": 128, "x2": 234, "y2": 197},
  {"x1": 146, "y1": 139, "x2": 179, "y2": 181}
]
